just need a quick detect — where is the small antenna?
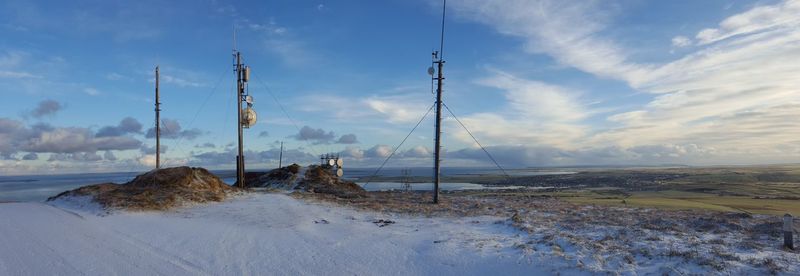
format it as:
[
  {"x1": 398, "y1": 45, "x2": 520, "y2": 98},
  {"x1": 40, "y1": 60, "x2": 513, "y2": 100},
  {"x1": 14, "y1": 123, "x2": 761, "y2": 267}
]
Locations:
[
  {"x1": 233, "y1": 25, "x2": 237, "y2": 51},
  {"x1": 438, "y1": 0, "x2": 447, "y2": 60}
]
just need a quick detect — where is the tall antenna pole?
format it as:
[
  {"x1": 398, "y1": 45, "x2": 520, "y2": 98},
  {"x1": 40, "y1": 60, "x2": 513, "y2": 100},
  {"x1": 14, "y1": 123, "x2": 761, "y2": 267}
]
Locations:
[
  {"x1": 433, "y1": 57, "x2": 444, "y2": 204},
  {"x1": 432, "y1": 0, "x2": 447, "y2": 204},
  {"x1": 155, "y1": 66, "x2": 161, "y2": 170},
  {"x1": 235, "y1": 52, "x2": 246, "y2": 188},
  {"x1": 279, "y1": 141, "x2": 284, "y2": 168}
]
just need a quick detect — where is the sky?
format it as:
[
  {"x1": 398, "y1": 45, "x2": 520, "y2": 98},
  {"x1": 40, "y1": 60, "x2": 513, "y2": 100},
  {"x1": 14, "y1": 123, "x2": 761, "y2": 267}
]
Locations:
[{"x1": 2, "y1": 0, "x2": 800, "y2": 175}]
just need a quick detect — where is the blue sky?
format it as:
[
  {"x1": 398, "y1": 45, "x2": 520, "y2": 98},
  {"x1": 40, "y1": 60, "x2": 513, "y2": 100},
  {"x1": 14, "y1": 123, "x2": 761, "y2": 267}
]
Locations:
[{"x1": 2, "y1": 0, "x2": 800, "y2": 174}]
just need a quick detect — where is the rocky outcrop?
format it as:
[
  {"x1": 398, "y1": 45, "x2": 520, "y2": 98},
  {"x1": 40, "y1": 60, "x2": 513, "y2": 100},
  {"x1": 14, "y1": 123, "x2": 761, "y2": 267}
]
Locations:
[
  {"x1": 297, "y1": 165, "x2": 366, "y2": 198},
  {"x1": 48, "y1": 166, "x2": 235, "y2": 211},
  {"x1": 243, "y1": 163, "x2": 302, "y2": 189},
  {"x1": 245, "y1": 164, "x2": 366, "y2": 198}
]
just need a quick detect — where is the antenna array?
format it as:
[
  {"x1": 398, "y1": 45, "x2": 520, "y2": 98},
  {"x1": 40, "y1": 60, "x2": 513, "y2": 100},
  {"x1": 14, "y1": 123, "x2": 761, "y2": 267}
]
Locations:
[{"x1": 320, "y1": 153, "x2": 344, "y2": 177}]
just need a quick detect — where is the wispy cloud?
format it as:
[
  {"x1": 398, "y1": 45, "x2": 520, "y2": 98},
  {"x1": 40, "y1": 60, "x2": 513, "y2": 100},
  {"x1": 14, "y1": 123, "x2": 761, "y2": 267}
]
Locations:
[
  {"x1": 0, "y1": 71, "x2": 41, "y2": 79},
  {"x1": 448, "y1": 70, "x2": 590, "y2": 149},
  {"x1": 0, "y1": 51, "x2": 41, "y2": 79},
  {"x1": 144, "y1": 66, "x2": 208, "y2": 87},
  {"x1": 299, "y1": 92, "x2": 432, "y2": 124},
  {"x1": 243, "y1": 17, "x2": 317, "y2": 67},
  {"x1": 451, "y1": 0, "x2": 800, "y2": 160},
  {"x1": 671, "y1": 36, "x2": 691, "y2": 48},
  {"x1": 694, "y1": 1, "x2": 800, "y2": 45}
]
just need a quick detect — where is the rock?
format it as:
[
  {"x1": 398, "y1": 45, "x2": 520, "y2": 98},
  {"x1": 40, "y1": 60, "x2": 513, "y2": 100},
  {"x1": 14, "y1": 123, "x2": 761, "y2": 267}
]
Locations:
[
  {"x1": 48, "y1": 166, "x2": 235, "y2": 211},
  {"x1": 373, "y1": 219, "x2": 395, "y2": 227},
  {"x1": 511, "y1": 212, "x2": 524, "y2": 223}
]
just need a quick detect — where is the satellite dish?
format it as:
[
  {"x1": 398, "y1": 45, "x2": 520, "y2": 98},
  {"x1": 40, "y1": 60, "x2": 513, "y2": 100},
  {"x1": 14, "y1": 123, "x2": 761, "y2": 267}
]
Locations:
[
  {"x1": 242, "y1": 107, "x2": 257, "y2": 128},
  {"x1": 245, "y1": 95, "x2": 254, "y2": 104},
  {"x1": 336, "y1": 169, "x2": 343, "y2": 177},
  {"x1": 327, "y1": 159, "x2": 335, "y2": 166},
  {"x1": 427, "y1": 66, "x2": 435, "y2": 76},
  {"x1": 336, "y1": 158, "x2": 343, "y2": 167}
]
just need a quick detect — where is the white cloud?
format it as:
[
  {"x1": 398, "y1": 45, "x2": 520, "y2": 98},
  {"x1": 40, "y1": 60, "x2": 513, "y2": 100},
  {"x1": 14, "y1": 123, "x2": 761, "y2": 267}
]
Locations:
[
  {"x1": 671, "y1": 36, "x2": 692, "y2": 48},
  {"x1": 299, "y1": 92, "x2": 432, "y2": 125},
  {"x1": 83, "y1": 88, "x2": 100, "y2": 96},
  {"x1": 137, "y1": 154, "x2": 156, "y2": 167},
  {"x1": 695, "y1": 0, "x2": 800, "y2": 45},
  {"x1": 447, "y1": 70, "x2": 589, "y2": 149},
  {"x1": 138, "y1": 154, "x2": 187, "y2": 167},
  {"x1": 105, "y1": 72, "x2": 130, "y2": 81},
  {"x1": 365, "y1": 145, "x2": 392, "y2": 158},
  {"x1": 403, "y1": 145, "x2": 431, "y2": 158},
  {"x1": 249, "y1": 21, "x2": 287, "y2": 36},
  {"x1": 0, "y1": 71, "x2": 41, "y2": 79},
  {"x1": 159, "y1": 74, "x2": 205, "y2": 87},
  {"x1": 449, "y1": 0, "x2": 651, "y2": 85},
  {"x1": 340, "y1": 146, "x2": 365, "y2": 159},
  {"x1": 145, "y1": 66, "x2": 208, "y2": 88},
  {"x1": 364, "y1": 97, "x2": 431, "y2": 124},
  {"x1": 450, "y1": 0, "x2": 800, "y2": 161},
  {"x1": 0, "y1": 51, "x2": 25, "y2": 67},
  {"x1": 245, "y1": 18, "x2": 316, "y2": 67},
  {"x1": 0, "y1": 51, "x2": 40, "y2": 79}
]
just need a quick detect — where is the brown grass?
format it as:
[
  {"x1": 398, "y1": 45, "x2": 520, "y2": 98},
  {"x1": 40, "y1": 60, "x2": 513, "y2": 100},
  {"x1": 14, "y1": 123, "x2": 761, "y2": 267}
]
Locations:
[
  {"x1": 296, "y1": 165, "x2": 366, "y2": 198},
  {"x1": 292, "y1": 189, "x2": 799, "y2": 273},
  {"x1": 48, "y1": 166, "x2": 237, "y2": 211}
]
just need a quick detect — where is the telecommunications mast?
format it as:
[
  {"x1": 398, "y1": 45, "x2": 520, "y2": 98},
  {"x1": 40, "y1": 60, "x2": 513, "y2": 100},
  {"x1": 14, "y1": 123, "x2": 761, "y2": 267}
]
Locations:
[
  {"x1": 233, "y1": 49, "x2": 257, "y2": 188},
  {"x1": 155, "y1": 66, "x2": 161, "y2": 169},
  {"x1": 428, "y1": 0, "x2": 447, "y2": 204}
]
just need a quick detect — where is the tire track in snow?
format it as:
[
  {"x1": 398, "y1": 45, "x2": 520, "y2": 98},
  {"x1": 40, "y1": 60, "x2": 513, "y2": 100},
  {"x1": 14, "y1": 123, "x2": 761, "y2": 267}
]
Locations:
[
  {"x1": 44, "y1": 203, "x2": 208, "y2": 275},
  {"x1": 80, "y1": 216, "x2": 212, "y2": 275}
]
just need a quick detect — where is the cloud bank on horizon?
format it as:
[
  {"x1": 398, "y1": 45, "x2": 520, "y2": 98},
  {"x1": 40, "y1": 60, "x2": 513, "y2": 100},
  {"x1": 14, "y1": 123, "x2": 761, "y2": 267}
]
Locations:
[{"x1": 1, "y1": 0, "x2": 799, "y2": 174}]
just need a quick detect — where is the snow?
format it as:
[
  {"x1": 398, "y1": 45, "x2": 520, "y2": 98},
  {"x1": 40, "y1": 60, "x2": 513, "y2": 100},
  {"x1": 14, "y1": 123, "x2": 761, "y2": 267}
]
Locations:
[
  {"x1": 0, "y1": 193, "x2": 554, "y2": 275},
  {"x1": 2, "y1": 192, "x2": 797, "y2": 275}
]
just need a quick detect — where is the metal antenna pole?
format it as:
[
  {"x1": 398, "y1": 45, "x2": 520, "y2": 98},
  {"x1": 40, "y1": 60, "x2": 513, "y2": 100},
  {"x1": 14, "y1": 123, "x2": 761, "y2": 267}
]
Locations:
[
  {"x1": 236, "y1": 52, "x2": 246, "y2": 188},
  {"x1": 432, "y1": 0, "x2": 447, "y2": 204},
  {"x1": 155, "y1": 66, "x2": 161, "y2": 170},
  {"x1": 433, "y1": 58, "x2": 444, "y2": 204},
  {"x1": 278, "y1": 141, "x2": 283, "y2": 168}
]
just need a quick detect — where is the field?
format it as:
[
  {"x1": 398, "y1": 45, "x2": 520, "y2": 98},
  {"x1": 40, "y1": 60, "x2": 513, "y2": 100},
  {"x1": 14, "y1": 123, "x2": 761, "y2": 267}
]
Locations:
[{"x1": 358, "y1": 165, "x2": 800, "y2": 215}]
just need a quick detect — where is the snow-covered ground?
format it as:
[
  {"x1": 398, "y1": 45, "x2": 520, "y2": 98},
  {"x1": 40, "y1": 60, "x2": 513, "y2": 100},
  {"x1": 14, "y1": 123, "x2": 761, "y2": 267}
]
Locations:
[
  {"x1": 2, "y1": 192, "x2": 797, "y2": 275},
  {"x1": 0, "y1": 193, "x2": 555, "y2": 275}
]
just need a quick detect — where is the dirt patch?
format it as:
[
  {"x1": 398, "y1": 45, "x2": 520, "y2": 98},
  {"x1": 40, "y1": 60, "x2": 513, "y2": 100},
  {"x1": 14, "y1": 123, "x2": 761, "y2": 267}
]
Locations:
[{"x1": 48, "y1": 166, "x2": 236, "y2": 211}]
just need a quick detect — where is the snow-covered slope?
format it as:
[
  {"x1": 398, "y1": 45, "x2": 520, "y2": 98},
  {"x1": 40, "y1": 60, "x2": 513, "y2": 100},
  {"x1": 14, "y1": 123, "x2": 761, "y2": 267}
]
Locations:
[{"x1": 0, "y1": 193, "x2": 551, "y2": 275}]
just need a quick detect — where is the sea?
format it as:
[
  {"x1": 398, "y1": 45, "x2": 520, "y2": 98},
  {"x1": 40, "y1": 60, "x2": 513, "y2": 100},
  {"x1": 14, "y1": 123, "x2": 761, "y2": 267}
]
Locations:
[{"x1": 0, "y1": 167, "x2": 573, "y2": 202}]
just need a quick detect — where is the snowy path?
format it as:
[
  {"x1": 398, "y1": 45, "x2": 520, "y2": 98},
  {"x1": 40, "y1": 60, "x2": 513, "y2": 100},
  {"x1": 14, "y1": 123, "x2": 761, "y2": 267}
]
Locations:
[{"x1": 0, "y1": 193, "x2": 549, "y2": 275}]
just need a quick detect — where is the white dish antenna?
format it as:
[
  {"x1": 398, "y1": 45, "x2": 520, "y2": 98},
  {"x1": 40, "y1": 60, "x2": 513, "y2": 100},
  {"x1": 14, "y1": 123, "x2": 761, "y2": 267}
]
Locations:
[
  {"x1": 336, "y1": 168, "x2": 343, "y2": 177},
  {"x1": 327, "y1": 159, "x2": 335, "y2": 166},
  {"x1": 245, "y1": 95, "x2": 254, "y2": 104},
  {"x1": 336, "y1": 158, "x2": 343, "y2": 167},
  {"x1": 427, "y1": 66, "x2": 435, "y2": 76},
  {"x1": 242, "y1": 107, "x2": 257, "y2": 128}
]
